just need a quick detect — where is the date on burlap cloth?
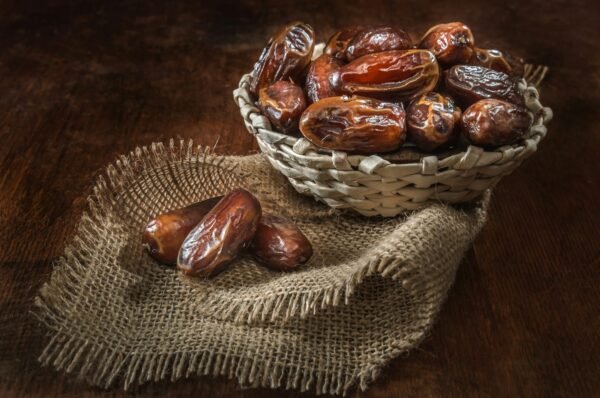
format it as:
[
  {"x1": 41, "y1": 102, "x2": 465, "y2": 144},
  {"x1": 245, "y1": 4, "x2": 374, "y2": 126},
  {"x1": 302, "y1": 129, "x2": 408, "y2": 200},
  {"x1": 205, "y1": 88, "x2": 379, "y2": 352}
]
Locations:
[{"x1": 35, "y1": 140, "x2": 488, "y2": 395}]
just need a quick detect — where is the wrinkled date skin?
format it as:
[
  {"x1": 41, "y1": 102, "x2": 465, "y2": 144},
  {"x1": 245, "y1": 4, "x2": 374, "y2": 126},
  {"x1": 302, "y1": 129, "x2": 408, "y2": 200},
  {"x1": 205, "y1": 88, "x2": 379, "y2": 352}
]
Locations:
[
  {"x1": 444, "y1": 65, "x2": 524, "y2": 106},
  {"x1": 299, "y1": 96, "x2": 406, "y2": 154},
  {"x1": 250, "y1": 21, "x2": 315, "y2": 94},
  {"x1": 142, "y1": 196, "x2": 222, "y2": 265},
  {"x1": 250, "y1": 214, "x2": 313, "y2": 271},
  {"x1": 334, "y1": 49, "x2": 440, "y2": 102},
  {"x1": 324, "y1": 25, "x2": 366, "y2": 61},
  {"x1": 258, "y1": 80, "x2": 307, "y2": 134},
  {"x1": 177, "y1": 189, "x2": 262, "y2": 277},
  {"x1": 419, "y1": 22, "x2": 475, "y2": 66},
  {"x1": 461, "y1": 99, "x2": 533, "y2": 147},
  {"x1": 345, "y1": 27, "x2": 413, "y2": 61},
  {"x1": 468, "y1": 48, "x2": 512, "y2": 74},
  {"x1": 305, "y1": 54, "x2": 343, "y2": 103},
  {"x1": 407, "y1": 92, "x2": 461, "y2": 151}
]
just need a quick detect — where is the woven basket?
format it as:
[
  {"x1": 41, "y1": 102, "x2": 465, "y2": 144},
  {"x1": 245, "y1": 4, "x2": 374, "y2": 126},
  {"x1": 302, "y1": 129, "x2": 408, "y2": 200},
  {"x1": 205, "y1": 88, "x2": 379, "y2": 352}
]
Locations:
[{"x1": 234, "y1": 53, "x2": 553, "y2": 217}]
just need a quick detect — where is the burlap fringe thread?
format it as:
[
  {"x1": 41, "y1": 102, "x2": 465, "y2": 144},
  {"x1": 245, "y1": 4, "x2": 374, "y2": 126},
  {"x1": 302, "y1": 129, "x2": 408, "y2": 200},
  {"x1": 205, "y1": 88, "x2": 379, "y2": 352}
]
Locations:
[{"x1": 35, "y1": 140, "x2": 488, "y2": 395}]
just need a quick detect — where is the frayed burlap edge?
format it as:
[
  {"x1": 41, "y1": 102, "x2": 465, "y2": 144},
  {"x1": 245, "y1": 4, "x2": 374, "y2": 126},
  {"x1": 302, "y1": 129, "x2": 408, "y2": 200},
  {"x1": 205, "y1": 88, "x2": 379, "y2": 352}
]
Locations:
[{"x1": 34, "y1": 328, "x2": 421, "y2": 395}]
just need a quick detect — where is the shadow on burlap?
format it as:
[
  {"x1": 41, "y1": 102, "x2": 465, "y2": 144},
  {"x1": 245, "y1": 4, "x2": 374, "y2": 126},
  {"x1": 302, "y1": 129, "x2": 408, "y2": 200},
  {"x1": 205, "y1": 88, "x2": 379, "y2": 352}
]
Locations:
[{"x1": 35, "y1": 140, "x2": 488, "y2": 395}]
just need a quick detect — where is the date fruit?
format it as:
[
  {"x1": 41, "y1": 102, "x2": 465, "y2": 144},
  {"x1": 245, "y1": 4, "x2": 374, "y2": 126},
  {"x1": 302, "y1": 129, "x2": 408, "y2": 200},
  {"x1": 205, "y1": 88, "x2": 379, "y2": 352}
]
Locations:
[
  {"x1": 305, "y1": 54, "x2": 343, "y2": 103},
  {"x1": 299, "y1": 96, "x2": 406, "y2": 154},
  {"x1": 250, "y1": 21, "x2": 315, "y2": 94},
  {"x1": 324, "y1": 25, "x2": 366, "y2": 61},
  {"x1": 407, "y1": 92, "x2": 461, "y2": 151},
  {"x1": 461, "y1": 99, "x2": 532, "y2": 147},
  {"x1": 258, "y1": 80, "x2": 307, "y2": 134},
  {"x1": 345, "y1": 27, "x2": 413, "y2": 61},
  {"x1": 142, "y1": 196, "x2": 222, "y2": 265},
  {"x1": 444, "y1": 65, "x2": 524, "y2": 106},
  {"x1": 177, "y1": 189, "x2": 262, "y2": 277},
  {"x1": 333, "y1": 49, "x2": 440, "y2": 102},
  {"x1": 250, "y1": 214, "x2": 313, "y2": 271},
  {"x1": 468, "y1": 48, "x2": 512, "y2": 74},
  {"x1": 419, "y1": 22, "x2": 475, "y2": 66}
]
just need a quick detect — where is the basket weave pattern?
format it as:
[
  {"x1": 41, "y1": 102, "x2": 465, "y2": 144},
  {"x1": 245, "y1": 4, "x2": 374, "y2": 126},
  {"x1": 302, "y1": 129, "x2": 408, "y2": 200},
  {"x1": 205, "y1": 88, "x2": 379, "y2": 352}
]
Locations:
[{"x1": 234, "y1": 69, "x2": 552, "y2": 217}]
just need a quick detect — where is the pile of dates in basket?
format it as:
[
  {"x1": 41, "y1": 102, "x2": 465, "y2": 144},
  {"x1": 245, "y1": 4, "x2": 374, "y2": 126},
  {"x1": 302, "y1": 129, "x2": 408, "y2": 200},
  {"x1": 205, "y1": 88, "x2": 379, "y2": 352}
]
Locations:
[
  {"x1": 250, "y1": 21, "x2": 534, "y2": 153},
  {"x1": 143, "y1": 189, "x2": 313, "y2": 277}
]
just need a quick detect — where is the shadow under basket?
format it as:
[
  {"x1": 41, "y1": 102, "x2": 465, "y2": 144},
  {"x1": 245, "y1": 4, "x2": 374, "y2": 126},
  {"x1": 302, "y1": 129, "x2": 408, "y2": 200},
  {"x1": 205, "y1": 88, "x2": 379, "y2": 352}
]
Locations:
[{"x1": 234, "y1": 68, "x2": 552, "y2": 217}]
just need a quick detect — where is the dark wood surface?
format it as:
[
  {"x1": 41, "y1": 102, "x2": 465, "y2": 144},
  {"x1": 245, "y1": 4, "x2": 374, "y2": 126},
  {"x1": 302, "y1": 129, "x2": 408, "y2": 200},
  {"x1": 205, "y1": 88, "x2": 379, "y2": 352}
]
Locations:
[{"x1": 1, "y1": 0, "x2": 599, "y2": 396}]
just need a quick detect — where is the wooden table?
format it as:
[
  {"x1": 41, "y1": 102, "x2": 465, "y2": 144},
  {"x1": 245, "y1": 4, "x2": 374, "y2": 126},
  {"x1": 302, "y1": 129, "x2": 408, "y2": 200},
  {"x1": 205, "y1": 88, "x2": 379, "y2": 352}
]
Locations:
[{"x1": 1, "y1": 0, "x2": 598, "y2": 396}]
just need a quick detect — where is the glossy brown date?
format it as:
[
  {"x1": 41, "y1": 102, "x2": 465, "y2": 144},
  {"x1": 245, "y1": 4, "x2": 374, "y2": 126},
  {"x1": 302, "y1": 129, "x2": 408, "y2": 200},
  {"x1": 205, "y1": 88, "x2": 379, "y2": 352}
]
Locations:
[
  {"x1": 177, "y1": 189, "x2": 262, "y2": 277},
  {"x1": 250, "y1": 21, "x2": 315, "y2": 94},
  {"x1": 333, "y1": 49, "x2": 440, "y2": 102},
  {"x1": 258, "y1": 80, "x2": 307, "y2": 134},
  {"x1": 142, "y1": 196, "x2": 222, "y2": 265},
  {"x1": 468, "y1": 48, "x2": 512, "y2": 74},
  {"x1": 444, "y1": 65, "x2": 524, "y2": 106},
  {"x1": 461, "y1": 99, "x2": 533, "y2": 147},
  {"x1": 299, "y1": 96, "x2": 406, "y2": 154},
  {"x1": 345, "y1": 27, "x2": 413, "y2": 61},
  {"x1": 250, "y1": 214, "x2": 313, "y2": 271},
  {"x1": 305, "y1": 54, "x2": 343, "y2": 103},
  {"x1": 419, "y1": 22, "x2": 474, "y2": 66},
  {"x1": 407, "y1": 92, "x2": 461, "y2": 152},
  {"x1": 324, "y1": 25, "x2": 366, "y2": 61}
]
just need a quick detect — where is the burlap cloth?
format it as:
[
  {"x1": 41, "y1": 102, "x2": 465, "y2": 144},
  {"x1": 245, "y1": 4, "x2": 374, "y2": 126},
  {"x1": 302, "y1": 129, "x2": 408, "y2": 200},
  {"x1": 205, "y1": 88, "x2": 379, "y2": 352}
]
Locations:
[{"x1": 35, "y1": 139, "x2": 488, "y2": 395}]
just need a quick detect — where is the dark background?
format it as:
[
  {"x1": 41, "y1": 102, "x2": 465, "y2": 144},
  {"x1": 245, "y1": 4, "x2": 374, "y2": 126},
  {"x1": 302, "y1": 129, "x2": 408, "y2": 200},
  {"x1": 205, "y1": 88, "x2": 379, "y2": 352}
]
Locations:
[{"x1": 1, "y1": 0, "x2": 599, "y2": 396}]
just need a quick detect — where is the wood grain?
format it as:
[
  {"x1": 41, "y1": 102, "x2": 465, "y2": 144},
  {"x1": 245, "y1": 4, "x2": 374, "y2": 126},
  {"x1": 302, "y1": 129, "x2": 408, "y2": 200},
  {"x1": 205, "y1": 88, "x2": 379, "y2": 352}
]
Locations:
[{"x1": 1, "y1": 0, "x2": 598, "y2": 396}]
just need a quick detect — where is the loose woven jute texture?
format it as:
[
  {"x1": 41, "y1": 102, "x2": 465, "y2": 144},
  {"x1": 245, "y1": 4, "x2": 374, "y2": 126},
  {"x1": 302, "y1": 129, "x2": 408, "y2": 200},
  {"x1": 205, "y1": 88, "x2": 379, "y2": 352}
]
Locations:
[{"x1": 36, "y1": 140, "x2": 489, "y2": 395}]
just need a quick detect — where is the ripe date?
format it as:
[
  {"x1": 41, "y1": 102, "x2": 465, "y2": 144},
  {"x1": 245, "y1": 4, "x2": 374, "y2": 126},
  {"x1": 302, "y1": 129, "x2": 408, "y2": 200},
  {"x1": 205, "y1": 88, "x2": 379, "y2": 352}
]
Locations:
[
  {"x1": 177, "y1": 189, "x2": 262, "y2": 277},
  {"x1": 468, "y1": 48, "x2": 512, "y2": 74},
  {"x1": 419, "y1": 22, "x2": 475, "y2": 66},
  {"x1": 305, "y1": 54, "x2": 343, "y2": 103},
  {"x1": 324, "y1": 25, "x2": 366, "y2": 61},
  {"x1": 333, "y1": 49, "x2": 440, "y2": 102},
  {"x1": 250, "y1": 214, "x2": 313, "y2": 271},
  {"x1": 461, "y1": 99, "x2": 533, "y2": 147},
  {"x1": 142, "y1": 196, "x2": 222, "y2": 265},
  {"x1": 299, "y1": 96, "x2": 406, "y2": 154},
  {"x1": 444, "y1": 65, "x2": 524, "y2": 106},
  {"x1": 345, "y1": 27, "x2": 413, "y2": 61},
  {"x1": 258, "y1": 80, "x2": 307, "y2": 134},
  {"x1": 407, "y1": 92, "x2": 461, "y2": 151},
  {"x1": 250, "y1": 21, "x2": 315, "y2": 94}
]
